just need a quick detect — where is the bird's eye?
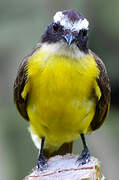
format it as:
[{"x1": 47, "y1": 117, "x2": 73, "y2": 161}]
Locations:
[
  {"x1": 80, "y1": 29, "x2": 88, "y2": 38},
  {"x1": 53, "y1": 23, "x2": 60, "y2": 32}
]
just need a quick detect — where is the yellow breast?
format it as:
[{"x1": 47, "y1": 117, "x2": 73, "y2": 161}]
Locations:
[{"x1": 22, "y1": 48, "x2": 101, "y2": 146}]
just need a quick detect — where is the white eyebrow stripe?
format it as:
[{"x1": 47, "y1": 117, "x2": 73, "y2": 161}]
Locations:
[{"x1": 53, "y1": 11, "x2": 89, "y2": 31}]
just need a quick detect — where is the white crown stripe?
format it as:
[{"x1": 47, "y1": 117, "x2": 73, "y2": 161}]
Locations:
[{"x1": 53, "y1": 11, "x2": 89, "y2": 32}]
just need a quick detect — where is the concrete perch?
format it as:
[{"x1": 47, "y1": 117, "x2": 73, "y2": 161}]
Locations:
[{"x1": 25, "y1": 154, "x2": 101, "y2": 180}]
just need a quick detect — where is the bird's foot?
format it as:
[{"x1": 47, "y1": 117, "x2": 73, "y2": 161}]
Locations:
[
  {"x1": 76, "y1": 147, "x2": 90, "y2": 166},
  {"x1": 37, "y1": 155, "x2": 48, "y2": 171}
]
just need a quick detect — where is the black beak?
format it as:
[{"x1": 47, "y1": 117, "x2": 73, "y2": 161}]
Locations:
[{"x1": 62, "y1": 33, "x2": 75, "y2": 46}]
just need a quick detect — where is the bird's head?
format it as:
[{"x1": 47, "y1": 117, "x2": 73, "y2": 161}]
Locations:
[{"x1": 41, "y1": 10, "x2": 89, "y2": 56}]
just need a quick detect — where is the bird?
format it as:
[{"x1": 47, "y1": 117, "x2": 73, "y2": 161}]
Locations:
[{"x1": 14, "y1": 10, "x2": 111, "y2": 170}]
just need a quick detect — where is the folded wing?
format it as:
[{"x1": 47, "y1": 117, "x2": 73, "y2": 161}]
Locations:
[{"x1": 90, "y1": 50, "x2": 111, "y2": 131}]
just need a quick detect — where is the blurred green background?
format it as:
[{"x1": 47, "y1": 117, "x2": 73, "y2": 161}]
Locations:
[{"x1": 0, "y1": 0, "x2": 119, "y2": 179}]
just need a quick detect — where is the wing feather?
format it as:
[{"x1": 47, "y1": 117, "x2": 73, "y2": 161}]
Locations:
[
  {"x1": 13, "y1": 44, "x2": 41, "y2": 121},
  {"x1": 90, "y1": 50, "x2": 111, "y2": 130}
]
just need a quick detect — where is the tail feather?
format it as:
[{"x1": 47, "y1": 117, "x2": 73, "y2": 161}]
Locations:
[{"x1": 43, "y1": 142, "x2": 73, "y2": 159}]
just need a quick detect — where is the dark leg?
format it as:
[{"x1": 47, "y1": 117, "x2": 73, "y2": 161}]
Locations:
[
  {"x1": 77, "y1": 134, "x2": 90, "y2": 166},
  {"x1": 37, "y1": 137, "x2": 48, "y2": 170}
]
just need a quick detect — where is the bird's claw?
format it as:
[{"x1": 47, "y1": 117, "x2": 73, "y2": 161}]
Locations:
[
  {"x1": 76, "y1": 147, "x2": 90, "y2": 166},
  {"x1": 37, "y1": 155, "x2": 48, "y2": 171}
]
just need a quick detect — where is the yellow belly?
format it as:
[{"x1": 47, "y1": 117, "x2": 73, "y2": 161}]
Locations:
[{"x1": 23, "y1": 50, "x2": 101, "y2": 148}]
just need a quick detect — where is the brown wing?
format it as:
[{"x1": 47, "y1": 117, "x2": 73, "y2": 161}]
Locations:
[
  {"x1": 13, "y1": 44, "x2": 41, "y2": 121},
  {"x1": 90, "y1": 50, "x2": 111, "y2": 131}
]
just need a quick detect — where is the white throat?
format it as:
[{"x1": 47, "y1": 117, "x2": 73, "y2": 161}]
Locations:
[{"x1": 41, "y1": 41, "x2": 88, "y2": 59}]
